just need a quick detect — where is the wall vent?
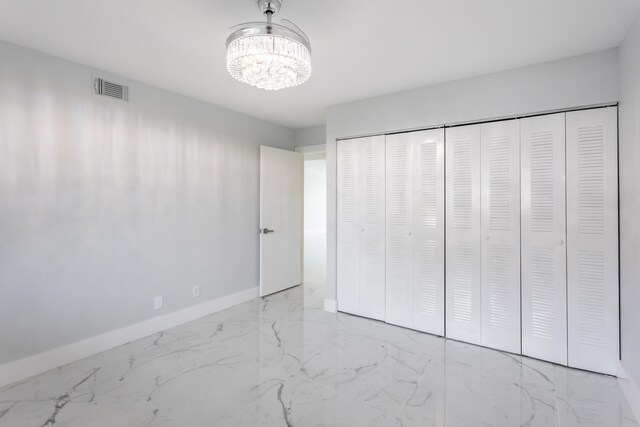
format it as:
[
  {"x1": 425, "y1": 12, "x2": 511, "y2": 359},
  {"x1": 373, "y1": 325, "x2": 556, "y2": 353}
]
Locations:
[{"x1": 94, "y1": 77, "x2": 129, "y2": 102}]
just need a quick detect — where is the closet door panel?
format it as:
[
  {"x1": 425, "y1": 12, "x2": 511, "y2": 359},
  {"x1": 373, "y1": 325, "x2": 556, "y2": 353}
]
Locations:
[
  {"x1": 480, "y1": 120, "x2": 521, "y2": 353},
  {"x1": 566, "y1": 107, "x2": 618, "y2": 375},
  {"x1": 521, "y1": 113, "x2": 567, "y2": 365},
  {"x1": 446, "y1": 125, "x2": 482, "y2": 344},
  {"x1": 337, "y1": 139, "x2": 360, "y2": 315},
  {"x1": 359, "y1": 135, "x2": 386, "y2": 320},
  {"x1": 386, "y1": 133, "x2": 414, "y2": 328},
  {"x1": 413, "y1": 129, "x2": 445, "y2": 335}
]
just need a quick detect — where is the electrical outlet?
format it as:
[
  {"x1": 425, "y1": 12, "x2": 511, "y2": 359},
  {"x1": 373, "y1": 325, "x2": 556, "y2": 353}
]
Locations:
[
  {"x1": 154, "y1": 296, "x2": 163, "y2": 310},
  {"x1": 192, "y1": 286, "x2": 200, "y2": 297}
]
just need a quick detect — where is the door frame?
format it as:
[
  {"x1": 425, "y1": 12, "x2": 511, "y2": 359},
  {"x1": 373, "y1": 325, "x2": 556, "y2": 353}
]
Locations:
[{"x1": 295, "y1": 143, "x2": 326, "y2": 160}]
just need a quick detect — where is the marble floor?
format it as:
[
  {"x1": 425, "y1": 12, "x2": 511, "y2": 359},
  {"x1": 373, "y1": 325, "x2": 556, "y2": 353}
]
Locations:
[{"x1": 0, "y1": 250, "x2": 638, "y2": 426}]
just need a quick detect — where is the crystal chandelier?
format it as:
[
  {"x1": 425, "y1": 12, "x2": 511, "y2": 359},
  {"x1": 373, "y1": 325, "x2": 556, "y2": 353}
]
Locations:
[{"x1": 226, "y1": 0, "x2": 312, "y2": 91}]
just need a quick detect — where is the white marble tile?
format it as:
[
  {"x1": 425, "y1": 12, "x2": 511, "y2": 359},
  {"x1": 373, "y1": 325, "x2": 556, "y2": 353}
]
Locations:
[{"x1": 0, "y1": 279, "x2": 637, "y2": 427}]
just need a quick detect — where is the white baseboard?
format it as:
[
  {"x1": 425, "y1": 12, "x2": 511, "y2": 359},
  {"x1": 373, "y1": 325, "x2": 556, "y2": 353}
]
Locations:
[
  {"x1": 618, "y1": 361, "x2": 640, "y2": 422},
  {"x1": 0, "y1": 286, "x2": 259, "y2": 389},
  {"x1": 324, "y1": 298, "x2": 337, "y2": 313}
]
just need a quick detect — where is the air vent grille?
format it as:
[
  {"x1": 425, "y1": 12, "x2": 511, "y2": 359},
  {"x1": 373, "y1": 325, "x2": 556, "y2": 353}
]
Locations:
[{"x1": 94, "y1": 78, "x2": 129, "y2": 102}]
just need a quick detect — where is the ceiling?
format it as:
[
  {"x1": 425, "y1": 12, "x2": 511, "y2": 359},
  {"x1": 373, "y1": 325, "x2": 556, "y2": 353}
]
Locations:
[{"x1": 0, "y1": 1, "x2": 639, "y2": 129}]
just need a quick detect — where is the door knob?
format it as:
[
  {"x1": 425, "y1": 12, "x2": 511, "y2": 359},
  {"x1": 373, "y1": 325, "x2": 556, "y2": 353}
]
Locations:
[{"x1": 260, "y1": 228, "x2": 275, "y2": 234}]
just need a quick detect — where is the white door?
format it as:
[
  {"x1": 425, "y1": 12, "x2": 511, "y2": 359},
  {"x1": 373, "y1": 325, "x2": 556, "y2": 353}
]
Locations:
[
  {"x1": 337, "y1": 136, "x2": 386, "y2": 320},
  {"x1": 386, "y1": 129, "x2": 445, "y2": 334},
  {"x1": 521, "y1": 113, "x2": 567, "y2": 365},
  {"x1": 337, "y1": 139, "x2": 361, "y2": 314},
  {"x1": 446, "y1": 125, "x2": 482, "y2": 345},
  {"x1": 413, "y1": 129, "x2": 445, "y2": 336},
  {"x1": 566, "y1": 107, "x2": 619, "y2": 375},
  {"x1": 358, "y1": 135, "x2": 386, "y2": 320},
  {"x1": 259, "y1": 146, "x2": 303, "y2": 297},
  {"x1": 480, "y1": 120, "x2": 521, "y2": 353},
  {"x1": 386, "y1": 132, "x2": 414, "y2": 328}
]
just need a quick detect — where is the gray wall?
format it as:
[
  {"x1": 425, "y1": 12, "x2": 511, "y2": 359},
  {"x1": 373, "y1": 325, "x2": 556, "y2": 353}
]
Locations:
[
  {"x1": 325, "y1": 48, "x2": 620, "y2": 303},
  {"x1": 0, "y1": 41, "x2": 294, "y2": 364},
  {"x1": 619, "y1": 16, "x2": 640, "y2": 387},
  {"x1": 294, "y1": 125, "x2": 326, "y2": 148}
]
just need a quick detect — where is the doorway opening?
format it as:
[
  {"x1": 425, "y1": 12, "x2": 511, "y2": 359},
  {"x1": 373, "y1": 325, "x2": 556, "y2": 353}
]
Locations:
[{"x1": 296, "y1": 145, "x2": 327, "y2": 305}]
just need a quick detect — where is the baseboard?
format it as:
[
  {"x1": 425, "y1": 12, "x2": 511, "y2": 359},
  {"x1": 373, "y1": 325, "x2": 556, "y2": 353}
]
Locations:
[
  {"x1": 324, "y1": 298, "x2": 337, "y2": 313},
  {"x1": 618, "y1": 361, "x2": 640, "y2": 422},
  {"x1": 0, "y1": 286, "x2": 259, "y2": 389}
]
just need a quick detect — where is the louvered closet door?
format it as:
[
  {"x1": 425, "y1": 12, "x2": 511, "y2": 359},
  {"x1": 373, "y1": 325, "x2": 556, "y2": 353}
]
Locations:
[
  {"x1": 480, "y1": 120, "x2": 521, "y2": 353},
  {"x1": 413, "y1": 129, "x2": 445, "y2": 335},
  {"x1": 359, "y1": 135, "x2": 386, "y2": 320},
  {"x1": 386, "y1": 133, "x2": 414, "y2": 328},
  {"x1": 446, "y1": 125, "x2": 482, "y2": 345},
  {"x1": 566, "y1": 107, "x2": 618, "y2": 375},
  {"x1": 521, "y1": 113, "x2": 567, "y2": 365},
  {"x1": 337, "y1": 138, "x2": 361, "y2": 315}
]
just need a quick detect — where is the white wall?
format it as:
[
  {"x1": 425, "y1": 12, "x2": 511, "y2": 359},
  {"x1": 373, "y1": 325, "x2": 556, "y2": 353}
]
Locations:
[
  {"x1": 619, "y1": 15, "x2": 640, "y2": 388},
  {"x1": 0, "y1": 41, "x2": 294, "y2": 364},
  {"x1": 304, "y1": 159, "x2": 327, "y2": 233},
  {"x1": 325, "y1": 48, "x2": 620, "y2": 303},
  {"x1": 303, "y1": 159, "x2": 326, "y2": 287},
  {"x1": 294, "y1": 125, "x2": 326, "y2": 147}
]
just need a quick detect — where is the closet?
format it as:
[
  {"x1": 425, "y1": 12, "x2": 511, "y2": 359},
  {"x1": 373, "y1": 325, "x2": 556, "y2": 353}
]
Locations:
[
  {"x1": 385, "y1": 129, "x2": 445, "y2": 336},
  {"x1": 445, "y1": 121, "x2": 521, "y2": 353},
  {"x1": 480, "y1": 120, "x2": 521, "y2": 353},
  {"x1": 336, "y1": 135, "x2": 386, "y2": 320},
  {"x1": 336, "y1": 106, "x2": 619, "y2": 375},
  {"x1": 445, "y1": 124, "x2": 482, "y2": 345},
  {"x1": 566, "y1": 107, "x2": 619, "y2": 375},
  {"x1": 521, "y1": 113, "x2": 567, "y2": 365}
]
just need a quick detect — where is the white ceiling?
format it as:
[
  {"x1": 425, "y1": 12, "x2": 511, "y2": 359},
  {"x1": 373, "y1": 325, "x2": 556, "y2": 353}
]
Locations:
[{"x1": 0, "y1": 0, "x2": 639, "y2": 128}]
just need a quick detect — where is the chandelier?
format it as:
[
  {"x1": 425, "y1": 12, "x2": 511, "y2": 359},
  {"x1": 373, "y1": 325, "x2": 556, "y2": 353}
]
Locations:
[{"x1": 226, "y1": 0, "x2": 312, "y2": 91}]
